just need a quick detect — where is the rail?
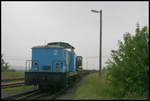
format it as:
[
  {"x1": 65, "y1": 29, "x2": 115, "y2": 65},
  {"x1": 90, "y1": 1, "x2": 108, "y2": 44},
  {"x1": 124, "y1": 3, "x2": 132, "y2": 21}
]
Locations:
[
  {"x1": 2, "y1": 77, "x2": 25, "y2": 89},
  {"x1": 3, "y1": 89, "x2": 40, "y2": 100}
]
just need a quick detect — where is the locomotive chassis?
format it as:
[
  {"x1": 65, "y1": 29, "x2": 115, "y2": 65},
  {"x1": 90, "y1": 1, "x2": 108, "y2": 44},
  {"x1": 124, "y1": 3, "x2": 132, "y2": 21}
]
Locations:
[{"x1": 25, "y1": 72, "x2": 78, "y2": 90}]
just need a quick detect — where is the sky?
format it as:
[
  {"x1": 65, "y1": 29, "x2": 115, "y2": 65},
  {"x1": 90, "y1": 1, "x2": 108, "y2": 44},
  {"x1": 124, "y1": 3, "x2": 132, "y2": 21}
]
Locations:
[{"x1": 2, "y1": 1, "x2": 149, "y2": 70}]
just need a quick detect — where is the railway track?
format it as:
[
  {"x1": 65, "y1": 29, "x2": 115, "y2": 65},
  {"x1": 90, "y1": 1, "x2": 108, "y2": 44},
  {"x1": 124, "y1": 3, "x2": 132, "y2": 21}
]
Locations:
[
  {"x1": 3, "y1": 89, "x2": 40, "y2": 100},
  {"x1": 2, "y1": 82, "x2": 24, "y2": 89},
  {"x1": 2, "y1": 77, "x2": 24, "y2": 82},
  {"x1": 2, "y1": 77, "x2": 25, "y2": 89},
  {"x1": 2, "y1": 70, "x2": 97, "y2": 100},
  {"x1": 3, "y1": 87, "x2": 68, "y2": 100}
]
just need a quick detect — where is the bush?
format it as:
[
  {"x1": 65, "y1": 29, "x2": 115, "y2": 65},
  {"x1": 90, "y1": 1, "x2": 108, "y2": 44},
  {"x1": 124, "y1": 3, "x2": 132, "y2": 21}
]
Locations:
[
  {"x1": 8, "y1": 69, "x2": 16, "y2": 72},
  {"x1": 104, "y1": 24, "x2": 149, "y2": 97},
  {"x1": 1, "y1": 54, "x2": 16, "y2": 72}
]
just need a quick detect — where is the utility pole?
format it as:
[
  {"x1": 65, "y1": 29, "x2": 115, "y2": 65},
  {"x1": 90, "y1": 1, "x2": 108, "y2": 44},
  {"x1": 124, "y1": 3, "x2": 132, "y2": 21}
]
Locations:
[
  {"x1": 99, "y1": 10, "x2": 102, "y2": 79},
  {"x1": 91, "y1": 9, "x2": 102, "y2": 79}
]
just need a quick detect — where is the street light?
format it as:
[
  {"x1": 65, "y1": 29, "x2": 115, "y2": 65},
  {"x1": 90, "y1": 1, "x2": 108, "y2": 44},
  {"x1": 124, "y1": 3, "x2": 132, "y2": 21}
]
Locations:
[
  {"x1": 91, "y1": 10, "x2": 99, "y2": 13},
  {"x1": 91, "y1": 9, "x2": 102, "y2": 79}
]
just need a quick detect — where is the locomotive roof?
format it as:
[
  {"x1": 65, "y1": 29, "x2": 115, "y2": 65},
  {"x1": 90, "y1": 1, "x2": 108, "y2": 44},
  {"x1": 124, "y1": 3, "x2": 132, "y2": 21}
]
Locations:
[
  {"x1": 32, "y1": 42, "x2": 75, "y2": 49},
  {"x1": 47, "y1": 42, "x2": 75, "y2": 49},
  {"x1": 32, "y1": 45, "x2": 63, "y2": 49}
]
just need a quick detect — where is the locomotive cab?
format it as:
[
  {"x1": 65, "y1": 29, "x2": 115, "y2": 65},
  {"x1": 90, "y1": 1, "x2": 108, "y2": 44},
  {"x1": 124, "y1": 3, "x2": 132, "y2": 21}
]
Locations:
[{"x1": 76, "y1": 56, "x2": 83, "y2": 71}]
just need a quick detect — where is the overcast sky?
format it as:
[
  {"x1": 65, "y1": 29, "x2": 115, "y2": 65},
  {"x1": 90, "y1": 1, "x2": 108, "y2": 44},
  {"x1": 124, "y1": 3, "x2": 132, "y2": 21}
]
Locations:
[{"x1": 2, "y1": 1, "x2": 149, "y2": 70}]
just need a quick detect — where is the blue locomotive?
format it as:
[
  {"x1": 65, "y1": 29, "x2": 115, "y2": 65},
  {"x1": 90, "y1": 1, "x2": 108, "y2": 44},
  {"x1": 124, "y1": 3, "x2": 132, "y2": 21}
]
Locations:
[{"x1": 25, "y1": 42, "x2": 82, "y2": 90}]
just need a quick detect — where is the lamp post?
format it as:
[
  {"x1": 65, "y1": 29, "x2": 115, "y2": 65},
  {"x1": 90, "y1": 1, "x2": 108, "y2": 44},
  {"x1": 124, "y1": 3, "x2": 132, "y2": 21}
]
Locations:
[{"x1": 91, "y1": 9, "x2": 102, "y2": 79}]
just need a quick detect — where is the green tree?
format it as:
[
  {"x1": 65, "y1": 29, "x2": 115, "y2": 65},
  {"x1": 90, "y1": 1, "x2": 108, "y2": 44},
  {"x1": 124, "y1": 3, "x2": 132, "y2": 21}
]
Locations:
[
  {"x1": 1, "y1": 54, "x2": 10, "y2": 72},
  {"x1": 104, "y1": 24, "x2": 149, "y2": 97}
]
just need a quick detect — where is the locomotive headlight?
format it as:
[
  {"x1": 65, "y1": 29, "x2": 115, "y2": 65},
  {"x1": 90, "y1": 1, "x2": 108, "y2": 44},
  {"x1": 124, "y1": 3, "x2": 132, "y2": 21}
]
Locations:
[
  {"x1": 34, "y1": 62, "x2": 38, "y2": 70},
  {"x1": 55, "y1": 63, "x2": 59, "y2": 70}
]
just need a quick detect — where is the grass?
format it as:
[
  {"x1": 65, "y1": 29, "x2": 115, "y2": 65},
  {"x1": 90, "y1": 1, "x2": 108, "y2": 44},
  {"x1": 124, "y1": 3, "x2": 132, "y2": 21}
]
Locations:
[
  {"x1": 73, "y1": 73, "x2": 113, "y2": 100},
  {"x1": 2, "y1": 71, "x2": 25, "y2": 79},
  {"x1": 72, "y1": 72, "x2": 149, "y2": 100}
]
